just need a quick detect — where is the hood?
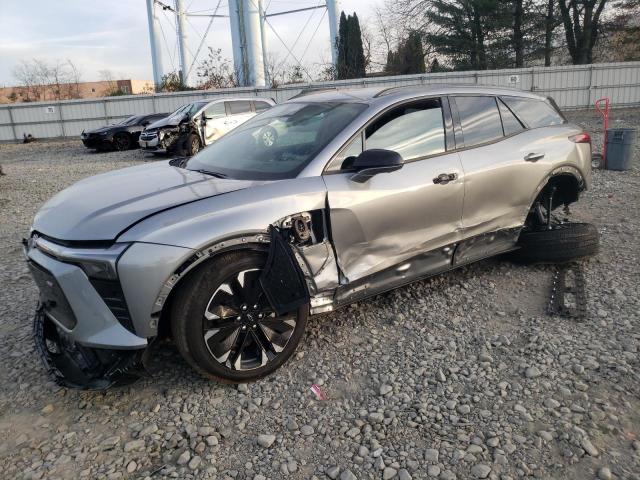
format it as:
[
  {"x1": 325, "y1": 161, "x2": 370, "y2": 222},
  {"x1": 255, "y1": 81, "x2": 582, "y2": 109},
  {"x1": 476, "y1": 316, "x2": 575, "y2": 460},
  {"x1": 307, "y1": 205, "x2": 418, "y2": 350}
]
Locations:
[
  {"x1": 33, "y1": 162, "x2": 264, "y2": 241},
  {"x1": 145, "y1": 114, "x2": 187, "y2": 130},
  {"x1": 85, "y1": 125, "x2": 120, "y2": 135}
]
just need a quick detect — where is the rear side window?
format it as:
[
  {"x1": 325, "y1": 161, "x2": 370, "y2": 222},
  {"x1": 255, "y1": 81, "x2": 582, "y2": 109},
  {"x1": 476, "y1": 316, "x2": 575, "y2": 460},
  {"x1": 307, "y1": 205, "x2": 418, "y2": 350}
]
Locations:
[
  {"x1": 454, "y1": 96, "x2": 503, "y2": 147},
  {"x1": 227, "y1": 100, "x2": 252, "y2": 115},
  {"x1": 500, "y1": 96, "x2": 565, "y2": 128},
  {"x1": 365, "y1": 99, "x2": 446, "y2": 160},
  {"x1": 497, "y1": 99, "x2": 525, "y2": 136},
  {"x1": 254, "y1": 101, "x2": 271, "y2": 112}
]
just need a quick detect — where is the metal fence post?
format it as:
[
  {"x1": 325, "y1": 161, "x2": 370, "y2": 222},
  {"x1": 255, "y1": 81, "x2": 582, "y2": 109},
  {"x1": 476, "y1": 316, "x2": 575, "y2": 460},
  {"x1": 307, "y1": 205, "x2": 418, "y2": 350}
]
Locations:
[
  {"x1": 7, "y1": 105, "x2": 18, "y2": 142},
  {"x1": 58, "y1": 102, "x2": 66, "y2": 138},
  {"x1": 588, "y1": 64, "x2": 594, "y2": 106},
  {"x1": 103, "y1": 100, "x2": 109, "y2": 123}
]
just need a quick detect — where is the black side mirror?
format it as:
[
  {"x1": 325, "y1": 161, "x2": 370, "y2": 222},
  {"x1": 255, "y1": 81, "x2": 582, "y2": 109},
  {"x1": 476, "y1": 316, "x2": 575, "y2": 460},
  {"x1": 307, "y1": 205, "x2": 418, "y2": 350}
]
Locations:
[
  {"x1": 141, "y1": 121, "x2": 150, "y2": 127},
  {"x1": 349, "y1": 149, "x2": 404, "y2": 183}
]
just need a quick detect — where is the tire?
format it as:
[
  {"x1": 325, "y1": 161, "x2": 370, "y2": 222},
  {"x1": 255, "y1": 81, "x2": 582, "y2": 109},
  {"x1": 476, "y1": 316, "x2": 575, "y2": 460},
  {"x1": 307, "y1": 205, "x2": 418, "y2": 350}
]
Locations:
[
  {"x1": 113, "y1": 133, "x2": 131, "y2": 151},
  {"x1": 258, "y1": 126, "x2": 278, "y2": 148},
  {"x1": 512, "y1": 222, "x2": 599, "y2": 264},
  {"x1": 186, "y1": 133, "x2": 201, "y2": 156},
  {"x1": 171, "y1": 251, "x2": 308, "y2": 382}
]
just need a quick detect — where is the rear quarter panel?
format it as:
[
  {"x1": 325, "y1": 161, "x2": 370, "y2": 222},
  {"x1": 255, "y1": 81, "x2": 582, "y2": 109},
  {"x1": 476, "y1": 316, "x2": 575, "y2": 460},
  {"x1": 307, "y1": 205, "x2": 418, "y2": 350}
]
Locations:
[{"x1": 459, "y1": 124, "x2": 585, "y2": 237}]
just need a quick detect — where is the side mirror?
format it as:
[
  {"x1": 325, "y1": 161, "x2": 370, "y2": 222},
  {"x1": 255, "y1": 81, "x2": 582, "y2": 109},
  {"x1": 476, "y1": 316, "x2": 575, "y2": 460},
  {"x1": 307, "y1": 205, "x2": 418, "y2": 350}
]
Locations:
[
  {"x1": 349, "y1": 149, "x2": 404, "y2": 183},
  {"x1": 141, "y1": 121, "x2": 150, "y2": 127}
]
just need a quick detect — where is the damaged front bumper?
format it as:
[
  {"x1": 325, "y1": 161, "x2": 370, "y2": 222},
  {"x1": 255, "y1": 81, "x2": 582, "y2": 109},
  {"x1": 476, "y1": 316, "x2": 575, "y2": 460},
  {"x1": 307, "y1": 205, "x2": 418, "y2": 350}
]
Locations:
[
  {"x1": 25, "y1": 238, "x2": 149, "y2": 389},
  {"x1": 34, "y1": 308, "x2": 148, "y2": 389},
  {"x1": 139, "y1": 128, "x2": 182, "y2": 153}
]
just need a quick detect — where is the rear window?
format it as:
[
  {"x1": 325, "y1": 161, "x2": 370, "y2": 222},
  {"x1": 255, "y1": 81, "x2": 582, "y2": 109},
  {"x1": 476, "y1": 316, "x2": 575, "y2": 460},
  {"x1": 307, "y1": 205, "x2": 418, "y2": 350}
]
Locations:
[
  {"x1": 497, "y1": 99, "x2": 525, "y2": 136},
  {"x1": 227, "y1": 100, "x2": 252, "y2": 115},
  {"x1": 500, "y1": 96, "x2": 565, "y2": 128},
  {"x1": 454, "y1": 96, "x2": 503, "y2": 147}
]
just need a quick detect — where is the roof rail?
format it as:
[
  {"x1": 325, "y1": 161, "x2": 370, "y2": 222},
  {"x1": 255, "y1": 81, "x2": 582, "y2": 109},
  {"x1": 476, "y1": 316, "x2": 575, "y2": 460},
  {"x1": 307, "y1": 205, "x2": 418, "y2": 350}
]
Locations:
[{"x1": 289, "y1": 87, "x2": 339, "y2": 100}]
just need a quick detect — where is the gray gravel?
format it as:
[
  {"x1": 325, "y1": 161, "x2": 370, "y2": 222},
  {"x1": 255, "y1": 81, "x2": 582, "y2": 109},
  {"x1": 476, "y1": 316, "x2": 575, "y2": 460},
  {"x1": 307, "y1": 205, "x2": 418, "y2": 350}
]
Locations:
[{"x1": 0, "y1": 108, "x2": 639, "y2": 480}]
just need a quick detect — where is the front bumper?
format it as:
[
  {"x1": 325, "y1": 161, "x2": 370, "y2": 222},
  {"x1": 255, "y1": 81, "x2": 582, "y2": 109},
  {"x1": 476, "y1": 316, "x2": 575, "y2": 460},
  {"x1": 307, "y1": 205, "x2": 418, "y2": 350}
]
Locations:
[
  {"x1": 139, "y1": 133, "x2": 160, "y2": 150},
  {"x1": 25, "y1": 241, "x2": 147, "y2": 350},
  {"x1": 81, "y1": 134, "x2": 111, "y2": 149}
]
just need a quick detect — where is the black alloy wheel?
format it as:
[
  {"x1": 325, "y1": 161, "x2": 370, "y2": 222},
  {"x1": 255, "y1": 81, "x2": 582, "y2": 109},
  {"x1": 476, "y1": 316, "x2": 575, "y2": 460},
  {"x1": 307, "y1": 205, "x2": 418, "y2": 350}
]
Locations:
[
  {"x1": 202, "y1": 268, "x2": 297, "y2": 370},
  {"x1": 171, "y1": 251, "x2": 308, "y2": 382},
  {"x1": 113, "y1": 133, "x2": 131, "y2": 151}
]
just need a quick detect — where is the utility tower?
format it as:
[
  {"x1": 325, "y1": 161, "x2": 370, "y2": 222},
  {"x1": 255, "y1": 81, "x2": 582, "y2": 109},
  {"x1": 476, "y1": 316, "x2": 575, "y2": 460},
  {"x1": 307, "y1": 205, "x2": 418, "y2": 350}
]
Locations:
[
  {"x1": 145, "y1": 0, "x2": 342, "y2": 89},
  {"x1": 145, "y1": 0, "x2": 164, "y2": 90}
]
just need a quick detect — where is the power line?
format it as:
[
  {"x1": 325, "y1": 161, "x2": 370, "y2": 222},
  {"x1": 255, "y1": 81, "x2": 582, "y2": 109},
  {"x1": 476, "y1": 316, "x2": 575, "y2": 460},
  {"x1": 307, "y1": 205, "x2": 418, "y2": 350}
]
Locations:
[
  {"x1": 263, "y1": 15, "x2": 314, "y2": 81},
  {"x1": 299, "y1": 7, "x2": 326, "y2": 61},
  {"x1": 186, "y1": 0, "x2": 223, "y2": 78}
]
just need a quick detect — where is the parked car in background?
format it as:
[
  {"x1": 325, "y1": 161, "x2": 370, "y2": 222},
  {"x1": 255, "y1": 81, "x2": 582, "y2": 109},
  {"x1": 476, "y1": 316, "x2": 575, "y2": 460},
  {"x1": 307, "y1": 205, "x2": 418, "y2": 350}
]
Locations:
[
  {"x1": 80, "y1": 113, "x2": 168, "y2": 152},
  {"x1": 26, "y1": 85, "x2": 598, "y2": 388},
  {"x1": 139, "y1": 97, "x2": 275, "y2": 156}
]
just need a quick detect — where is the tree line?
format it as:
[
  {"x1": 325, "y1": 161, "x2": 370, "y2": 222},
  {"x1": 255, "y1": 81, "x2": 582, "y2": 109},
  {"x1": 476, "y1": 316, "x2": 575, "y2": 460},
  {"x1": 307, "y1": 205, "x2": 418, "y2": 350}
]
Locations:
[{"x1": 335, "y1": 0, "x2": 639, "y2": 79}]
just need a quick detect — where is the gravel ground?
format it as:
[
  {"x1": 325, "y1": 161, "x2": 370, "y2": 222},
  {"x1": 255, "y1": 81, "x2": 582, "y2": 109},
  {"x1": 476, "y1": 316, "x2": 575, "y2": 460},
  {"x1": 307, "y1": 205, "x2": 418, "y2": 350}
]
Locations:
[{"x1": 0, "y1": 108, "x2": 638, "y2": 480}]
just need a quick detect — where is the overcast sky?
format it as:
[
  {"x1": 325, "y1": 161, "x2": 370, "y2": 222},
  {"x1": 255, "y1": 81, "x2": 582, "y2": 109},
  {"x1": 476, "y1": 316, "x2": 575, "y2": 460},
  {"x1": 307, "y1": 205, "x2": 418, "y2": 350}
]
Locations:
[{"x1": 0, "y1": 0, "x2": 378, "y2": 86}]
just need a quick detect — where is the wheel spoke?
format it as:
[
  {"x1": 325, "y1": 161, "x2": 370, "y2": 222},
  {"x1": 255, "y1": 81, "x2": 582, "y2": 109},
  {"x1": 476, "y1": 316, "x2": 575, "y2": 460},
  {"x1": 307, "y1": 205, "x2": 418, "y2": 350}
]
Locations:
[
  {"x1": 204, "y1": 324, "x2": 240, "y2": 363},
  {"x1": 259, "y1": 315, "x2": 296, "y2": 353},
  {"x1": 228, "y1": 276, "x2": 246, "y2": 303},
  {"x1": 250, "y1": 330, "x2": 271, "y2": 366},
  {"x1": 240, "y1": 269, "x2": 262, "y2": 305},
  {"x1": 230, "y1": 329, "x2": 250, "y2": 370}
]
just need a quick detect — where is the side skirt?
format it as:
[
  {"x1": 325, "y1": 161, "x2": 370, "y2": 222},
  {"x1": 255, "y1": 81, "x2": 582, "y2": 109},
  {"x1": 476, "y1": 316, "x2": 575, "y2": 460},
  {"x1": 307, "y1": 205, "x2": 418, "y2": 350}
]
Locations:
[{"x1": 319, "y1": 227, "x2": 521, "y2": 313}]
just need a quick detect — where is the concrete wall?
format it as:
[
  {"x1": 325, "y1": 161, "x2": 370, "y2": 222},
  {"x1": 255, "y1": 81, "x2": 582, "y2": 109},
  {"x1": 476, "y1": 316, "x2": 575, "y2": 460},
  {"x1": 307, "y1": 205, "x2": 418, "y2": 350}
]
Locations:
[{"x1": 1, "y1": 62, "x2": 639, "y2": 142}]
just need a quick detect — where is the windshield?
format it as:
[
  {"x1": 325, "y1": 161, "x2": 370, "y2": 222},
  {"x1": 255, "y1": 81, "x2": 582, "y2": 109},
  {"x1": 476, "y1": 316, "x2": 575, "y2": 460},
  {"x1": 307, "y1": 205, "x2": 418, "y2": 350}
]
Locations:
[
  {"x1": 168, "y1": 102, "x2": 208, "y2": 120},
  {"x1": 119, "y1": 115, "x2": 142, "y2": 126},
  {"x1": 186, "y1": 102, "x2": 367, "y2": 180}
]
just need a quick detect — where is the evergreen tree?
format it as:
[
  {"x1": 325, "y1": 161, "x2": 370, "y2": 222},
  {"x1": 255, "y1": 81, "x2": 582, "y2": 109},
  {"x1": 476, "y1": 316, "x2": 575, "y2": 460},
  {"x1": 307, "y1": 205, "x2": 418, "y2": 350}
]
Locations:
[
  {"x1": 422, "y1": 0, "x2": 511, "y2": 70},
  {"x1": 385, "y1": 31, "x2": 426, "y2": 75},
  {"x1": 336, "y1": 12, "x2": 367, "y2": 79}
]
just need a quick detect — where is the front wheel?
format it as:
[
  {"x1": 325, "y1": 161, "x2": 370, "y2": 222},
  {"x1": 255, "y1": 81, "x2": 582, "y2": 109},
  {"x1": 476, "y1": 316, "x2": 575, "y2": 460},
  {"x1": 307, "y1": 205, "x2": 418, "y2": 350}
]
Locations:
[
  {"x1": 171, "y1": 251, "x2": 308, "y2": 382},
  {"x1": 113, "y1": 133, "x2": 131, "y2": 151},
  {"x1": 186, "y1": 133, "x2": 201, "y2": 156}
]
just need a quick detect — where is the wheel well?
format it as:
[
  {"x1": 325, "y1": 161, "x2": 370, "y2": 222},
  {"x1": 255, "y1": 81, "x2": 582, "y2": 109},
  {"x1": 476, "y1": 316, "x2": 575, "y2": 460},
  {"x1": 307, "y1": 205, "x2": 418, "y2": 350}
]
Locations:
[
  {"x1": 155, "y1": 244, "x2": 268, "y2": 340},
  {"x1": 538, "y1": 174, "x2": 581, "y2": 211}
]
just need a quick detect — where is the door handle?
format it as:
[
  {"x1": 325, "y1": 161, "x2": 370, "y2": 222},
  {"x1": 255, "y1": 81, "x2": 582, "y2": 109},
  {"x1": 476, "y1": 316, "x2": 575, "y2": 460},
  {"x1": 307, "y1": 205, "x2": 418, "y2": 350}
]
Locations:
[
  {"x1": 524, "y1": 152, "x2": 545, "y2": 162},
  {"x1": 433, "y1": 173, "x2": 457, "y2": 185}
]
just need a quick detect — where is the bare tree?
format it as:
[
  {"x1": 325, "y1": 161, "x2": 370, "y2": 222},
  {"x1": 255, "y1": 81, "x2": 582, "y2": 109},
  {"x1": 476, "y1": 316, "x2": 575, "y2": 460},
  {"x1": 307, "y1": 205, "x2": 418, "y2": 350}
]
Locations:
[
  {"x1": 13, "y1": 61, "x2": 42, "y2": 101},
  {"x1": 196, "y1": 48, "x2": 238, "y2": 89},
  {"x1": 64, "y1": 60, "x2": 82, "y2": 99}
]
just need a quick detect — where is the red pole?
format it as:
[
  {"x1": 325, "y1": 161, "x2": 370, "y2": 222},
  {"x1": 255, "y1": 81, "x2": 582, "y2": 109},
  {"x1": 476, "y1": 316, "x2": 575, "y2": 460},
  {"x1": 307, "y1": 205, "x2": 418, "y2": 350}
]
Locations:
[{"x1": 595, "y1": 97, "x2": 610, "y2": 169}]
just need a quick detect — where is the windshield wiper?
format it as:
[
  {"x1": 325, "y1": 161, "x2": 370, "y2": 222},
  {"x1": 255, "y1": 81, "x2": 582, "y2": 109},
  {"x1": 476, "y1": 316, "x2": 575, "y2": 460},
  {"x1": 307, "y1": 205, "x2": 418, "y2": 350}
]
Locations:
[{"x1": 193, "y1": 169, "x2": 228, "y2": 178}]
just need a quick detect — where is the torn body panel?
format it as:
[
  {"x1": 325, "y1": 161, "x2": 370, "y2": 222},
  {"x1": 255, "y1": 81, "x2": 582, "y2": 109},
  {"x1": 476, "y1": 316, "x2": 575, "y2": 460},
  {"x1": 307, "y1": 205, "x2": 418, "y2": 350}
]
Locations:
[{"x1": 34, "y1": 307, "x2": 148, "y2": 390}]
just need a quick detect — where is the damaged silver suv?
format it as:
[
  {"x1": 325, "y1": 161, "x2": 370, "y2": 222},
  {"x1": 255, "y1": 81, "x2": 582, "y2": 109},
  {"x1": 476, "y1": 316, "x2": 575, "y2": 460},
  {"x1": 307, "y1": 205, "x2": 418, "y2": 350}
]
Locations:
[{"x1": 25, "y1": 85, "x2": 597, "y2": 388}]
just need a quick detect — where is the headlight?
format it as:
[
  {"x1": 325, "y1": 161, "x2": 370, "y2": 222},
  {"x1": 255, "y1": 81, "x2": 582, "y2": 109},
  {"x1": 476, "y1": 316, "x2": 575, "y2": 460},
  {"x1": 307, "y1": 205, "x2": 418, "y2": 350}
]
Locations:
[
  {"x1": 74, "y1": 259, "x2": 118, "y2": 280},
  {"x1": 32, "y1": 236, "x2": 129, "y2": 280}
]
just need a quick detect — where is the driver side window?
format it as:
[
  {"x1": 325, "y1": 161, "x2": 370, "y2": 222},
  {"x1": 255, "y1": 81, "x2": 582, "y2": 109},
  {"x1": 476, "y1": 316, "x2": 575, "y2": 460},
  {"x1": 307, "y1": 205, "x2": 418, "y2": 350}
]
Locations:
[
  {"x1": 326, "y1": 98, "x2": 446, "y2": 172},
  {"x1": 205, "y1": 103, "x2": 225, "y2": 119}
]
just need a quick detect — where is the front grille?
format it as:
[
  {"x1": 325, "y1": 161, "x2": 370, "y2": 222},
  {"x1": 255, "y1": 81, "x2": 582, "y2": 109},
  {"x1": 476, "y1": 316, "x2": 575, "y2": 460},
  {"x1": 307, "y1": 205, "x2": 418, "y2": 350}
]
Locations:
[
  {"x1": 140, "y1": 131, "x2": 158, "y2": 141},
  {"x1": 90, "y1": 279, "x2": 136, "y2": 334},
  {"x1": 28, "y1": 261, "x2": 78, "y2": 329}
]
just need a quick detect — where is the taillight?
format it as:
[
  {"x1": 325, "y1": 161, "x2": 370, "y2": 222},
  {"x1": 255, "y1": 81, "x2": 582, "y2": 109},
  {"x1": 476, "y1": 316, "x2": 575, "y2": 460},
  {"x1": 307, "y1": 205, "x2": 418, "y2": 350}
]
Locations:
[{"x1": 569, "y1": 132, "x2": 591, "y2": 144}]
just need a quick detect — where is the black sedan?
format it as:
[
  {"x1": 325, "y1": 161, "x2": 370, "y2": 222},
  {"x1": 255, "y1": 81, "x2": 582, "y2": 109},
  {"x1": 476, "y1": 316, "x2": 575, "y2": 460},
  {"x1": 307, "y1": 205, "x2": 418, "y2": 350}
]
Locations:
[{"x1": 80, "y1": 113, "x2": 168, "y2": 151}]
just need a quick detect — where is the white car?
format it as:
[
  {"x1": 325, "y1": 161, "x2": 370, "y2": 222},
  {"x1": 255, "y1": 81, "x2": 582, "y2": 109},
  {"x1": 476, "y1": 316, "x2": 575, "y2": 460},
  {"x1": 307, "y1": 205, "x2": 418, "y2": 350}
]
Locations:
[{"x1": 139, "y1": 97, "x2": 275, "y2": 156}]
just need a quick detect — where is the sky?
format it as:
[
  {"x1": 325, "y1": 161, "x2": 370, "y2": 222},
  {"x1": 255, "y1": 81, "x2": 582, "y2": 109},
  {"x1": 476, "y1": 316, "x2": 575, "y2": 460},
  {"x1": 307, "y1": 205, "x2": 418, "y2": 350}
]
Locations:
[{"x1": 0, "y1": 0, "x2": 378, "y2": 86}]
